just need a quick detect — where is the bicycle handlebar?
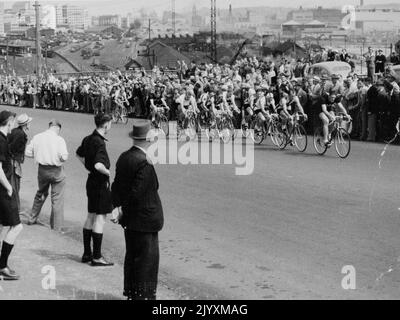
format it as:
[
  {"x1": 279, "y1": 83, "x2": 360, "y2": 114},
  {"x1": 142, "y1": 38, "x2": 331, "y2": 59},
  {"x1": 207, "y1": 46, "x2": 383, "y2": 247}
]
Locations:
[{"x1": 329, "y1": 115, "x2": 351, "y2": 125}]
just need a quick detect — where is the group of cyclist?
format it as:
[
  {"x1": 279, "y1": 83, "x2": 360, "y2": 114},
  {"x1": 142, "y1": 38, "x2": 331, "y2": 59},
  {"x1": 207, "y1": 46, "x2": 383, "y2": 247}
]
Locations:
[
  {"x1": 0, "y1": 56, "x2": 354, "y2": 146},
  {"x1": 146, "y1": 65, "x2": 352, "y2": 147}
]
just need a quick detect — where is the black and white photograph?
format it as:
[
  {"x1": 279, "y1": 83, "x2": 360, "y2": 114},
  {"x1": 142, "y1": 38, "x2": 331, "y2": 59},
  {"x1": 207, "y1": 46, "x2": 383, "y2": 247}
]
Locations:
[{"x1": 0, "y1": 0, "x2": 399, "y2": 309}]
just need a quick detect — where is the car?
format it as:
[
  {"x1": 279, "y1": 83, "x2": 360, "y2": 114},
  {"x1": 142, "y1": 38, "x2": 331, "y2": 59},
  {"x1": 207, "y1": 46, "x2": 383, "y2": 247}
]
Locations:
[
  {"x1": 307, "y1": 61, "x2": 352, "y2": 80},
  {"x1": 389, "y1": 64, "x2": 400, "y2": 80}
]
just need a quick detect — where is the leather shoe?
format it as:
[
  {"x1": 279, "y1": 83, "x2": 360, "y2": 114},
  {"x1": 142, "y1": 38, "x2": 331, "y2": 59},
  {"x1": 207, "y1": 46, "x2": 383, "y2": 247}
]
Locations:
[
  {"x1": 81, "y1": 254, "x2": 93, "y2": 263},
  {"x1": 0, "y1": 267, "x2": 20, "y2": 280},
  {"x1": 91, "y1": 257, "x2": 114, "y2": 267},
  {"x1": 6, "y1": 266, "x2": 16, "y2": 275}
]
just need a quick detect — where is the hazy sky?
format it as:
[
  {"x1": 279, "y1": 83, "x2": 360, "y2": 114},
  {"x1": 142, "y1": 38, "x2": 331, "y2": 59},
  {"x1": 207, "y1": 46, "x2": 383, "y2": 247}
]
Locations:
[{"x1": 6, "y1": 0, "x2": 397, "y2": 16}]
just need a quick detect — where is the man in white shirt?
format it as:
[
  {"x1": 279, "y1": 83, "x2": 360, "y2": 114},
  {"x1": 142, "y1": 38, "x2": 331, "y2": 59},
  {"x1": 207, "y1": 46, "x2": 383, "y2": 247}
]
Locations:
[{"x1": 25, "y1": 119, "x2": 68, "y2": 230}]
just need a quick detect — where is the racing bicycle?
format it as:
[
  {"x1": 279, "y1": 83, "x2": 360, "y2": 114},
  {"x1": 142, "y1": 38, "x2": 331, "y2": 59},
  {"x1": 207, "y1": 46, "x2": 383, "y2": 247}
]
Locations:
[{"x1": 313, "y1": 115, "x2": 352, "y2": 158}]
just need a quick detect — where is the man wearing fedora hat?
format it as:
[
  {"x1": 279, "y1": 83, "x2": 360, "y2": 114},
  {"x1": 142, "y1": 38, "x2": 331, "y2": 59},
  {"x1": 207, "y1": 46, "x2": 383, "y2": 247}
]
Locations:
[
  {"x1": 111, "y1": 119, "x2": 164, "y2": 300},
  {"x1": 8, "y1": 114, "x2": 32, "y2": 213}
]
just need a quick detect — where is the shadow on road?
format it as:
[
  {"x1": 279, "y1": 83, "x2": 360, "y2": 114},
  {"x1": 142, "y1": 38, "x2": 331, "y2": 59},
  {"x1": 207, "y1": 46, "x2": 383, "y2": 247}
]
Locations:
[{"x1": 31, "y1": 249, "x2": 82, "y2": 264}]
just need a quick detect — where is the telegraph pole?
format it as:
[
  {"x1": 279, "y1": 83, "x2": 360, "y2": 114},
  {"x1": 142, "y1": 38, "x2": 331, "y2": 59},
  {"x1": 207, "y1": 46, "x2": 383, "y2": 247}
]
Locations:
[
  {"x1": 138, "y1": 20, "x2": 156, "y2": 69},
  {"x1": 5, "y1": 37, "x2": 8, "y2": 74},
  {"x1": 172, "y1": 0, "x2": 176, "y2": 36},
  {"x1": 34, "y1": 0, "x2": 41, "y2": 81},
  {"x1": 210, "y1": 0, "x2": 217, "y2": 63},
  {"x1": 148, "y1": 19, "x2": 151, "y2": 41}
]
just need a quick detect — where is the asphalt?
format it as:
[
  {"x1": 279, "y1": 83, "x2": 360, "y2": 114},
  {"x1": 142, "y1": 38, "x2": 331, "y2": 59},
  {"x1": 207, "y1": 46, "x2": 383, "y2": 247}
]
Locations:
[
  {"x1": 2, "y1": 105, "x2": 400, "y2": 300},
  {"x1": 0, "y1": 224, "x2": 178, "y2": 300}
]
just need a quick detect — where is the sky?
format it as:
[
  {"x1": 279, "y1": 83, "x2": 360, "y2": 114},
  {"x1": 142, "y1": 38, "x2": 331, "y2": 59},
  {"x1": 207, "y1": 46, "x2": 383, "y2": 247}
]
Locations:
[{"x1": 4, "y1": 0, "x2": 398, "y2": 16}]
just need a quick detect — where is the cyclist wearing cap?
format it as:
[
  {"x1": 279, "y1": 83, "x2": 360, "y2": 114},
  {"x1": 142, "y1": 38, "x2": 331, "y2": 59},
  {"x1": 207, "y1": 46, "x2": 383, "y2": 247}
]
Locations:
[
  {"x1": 149, "y1": 87, "x2": 170, "y2": 124},
  {"x1": 198, "y1": 86, "x2": 214, "y2": 121},
  {"x1": 316, "y1": 90, "x2": 351, "y2": 145},
  {"x1": 211, "y1": 88, "x2": 225, "y2": 118},
  {"x1": 223, "y1": 85, "x2": 240, "y2": 117},
  {"x1": 265, "y1": 89, "x2": 277, "y2": 115},
  {"x1": 177, "y1": 88, "x2": 199, "y2": 125},
  {"x1": 278, "y1": 87, "x2": 306, "y2": 119},
  {"x1": 253, "y1": 87, "x2": 270, "y2": 124},
  {"x1": 277, "y1": 88, "x2": 307, "y2": 135},
  {"x1": 240, "y1": 83, "x2": 256, "y2": 117}
]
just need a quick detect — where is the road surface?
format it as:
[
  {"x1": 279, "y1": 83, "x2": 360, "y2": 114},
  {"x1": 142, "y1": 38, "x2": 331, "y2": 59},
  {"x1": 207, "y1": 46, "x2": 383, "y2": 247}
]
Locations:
[{"x1": 5, "y1": 105, "x2": 400, "y2": 300}]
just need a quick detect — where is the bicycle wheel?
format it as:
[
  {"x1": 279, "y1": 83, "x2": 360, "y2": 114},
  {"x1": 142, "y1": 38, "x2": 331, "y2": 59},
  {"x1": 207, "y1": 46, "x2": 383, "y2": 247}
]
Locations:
[
  {"x1": 186, "y1": 116, "x2": 197, "y2": 140},
  {"x1": 112, "y1": 111, "x2": 119, "y2": 124},
  {"x1": 269, "y1": 121, "x2": 279, "y2": 146},
  {"x1": 160, "y1": 116, "x2": 169, "y2": 137},
  {"x1": 278, "y1": 124, "x2": 289, "y2": 150},
  {"x1": 293, "y1": 124, "x2": 308, "y2": 152},
  {"x1": 121, "y1": 108, "x2": 128, "y2": 125},
  {"x1": 249, "y1": 119, "x2": 264, "y2": 145},
  {"x1": 198, "y1": 113, "x2": 208, "y2": 132},
  {"x1": 241, "y1": 121, "x2": 251, "y2": 138},
  {"x1": 206, "y1": 119, "x2": 219, "y2": 141},
  {"x1": 218, "y1": 118, "x2": 231, "y2": 144},
  {"x1": 271, "y1": 121, "x2": 285, "y2": 148},
  {"x1": 313, "y1": 127, "x2": 328, "y2": 155},
  {"x1": 227, "y1": 118, "x2": 237, "y2": 140},
  {"x1": 334, "y1": 128, "x2": 351, "y2": 159}
]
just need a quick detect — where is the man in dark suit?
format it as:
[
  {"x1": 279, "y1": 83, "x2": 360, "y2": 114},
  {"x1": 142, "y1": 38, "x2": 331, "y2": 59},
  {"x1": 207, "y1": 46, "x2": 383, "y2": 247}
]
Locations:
[
  {"x1": 375, "y1": 49, "x2": 386, "y2": 74},
  {"x1": 111, "y1": 120, "x2": 163, "y2": 300}
]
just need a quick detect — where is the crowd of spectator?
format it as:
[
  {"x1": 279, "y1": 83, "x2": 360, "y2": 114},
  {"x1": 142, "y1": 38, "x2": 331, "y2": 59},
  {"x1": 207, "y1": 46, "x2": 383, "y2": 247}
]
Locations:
[{"x1": 0, "y1": 49, "x2": 399, "y2": 143}]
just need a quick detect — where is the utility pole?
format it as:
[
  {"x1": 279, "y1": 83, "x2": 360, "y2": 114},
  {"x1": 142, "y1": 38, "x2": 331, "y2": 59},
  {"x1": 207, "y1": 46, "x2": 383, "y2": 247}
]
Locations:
[
  {"x1": 137, "y1": 49, "x2": 156, "y2": 69},
  {"x1": 5, "y1": 37, "x2": 8, "y2": 74},
  {"x1": 43, "y1": 40, "x2": 48, "y2": 77},
  {"x1": 210, "y1": 0, "x2": 217, "y2": 63},
  {"x1": 172, "y1": 0, "x2": 176, "y2": 36},
  {"x1": 148, "y1": 19, "x2": 151, "y2": 42},
  {"x1": 139, "y1": 18, "x2": 156, "y2": 70},
  {"x1": 34, "y1": 0, "x2": 41, "y2": 81}
]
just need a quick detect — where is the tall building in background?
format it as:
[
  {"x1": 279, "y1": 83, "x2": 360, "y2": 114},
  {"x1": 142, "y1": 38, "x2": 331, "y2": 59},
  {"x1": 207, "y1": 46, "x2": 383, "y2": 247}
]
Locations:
[
  {"x1": 41, "y1": 5, "x2": 56, "y2": 30},
  {"x1": 0, "y1": 2, "x2": 4, "y2": 35},
  {"x1": 98, "y1": 15, "x2": 121, "y2": 28},
  {"x1": 56, "y1": 4, "x2": 89, "y2": 30}
]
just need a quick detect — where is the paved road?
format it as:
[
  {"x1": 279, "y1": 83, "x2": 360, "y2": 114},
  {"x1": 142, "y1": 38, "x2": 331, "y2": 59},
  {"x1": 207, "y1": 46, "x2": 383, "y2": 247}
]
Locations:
[{"x1": 5, "y1": 105, "x2": 400, "y2": 300}]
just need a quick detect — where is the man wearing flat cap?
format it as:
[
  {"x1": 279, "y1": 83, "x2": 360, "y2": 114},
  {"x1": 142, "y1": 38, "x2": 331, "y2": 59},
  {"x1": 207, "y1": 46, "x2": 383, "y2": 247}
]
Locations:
[
  {"x1": 111, "y1": 120, "x2": 163, "y2": 300},
  {"x1": 25, "y1": 119, "x2": 68, "y2": 230},
  {"x1": 8, "y1": 114, "x2": 32, "y2": 213}
]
